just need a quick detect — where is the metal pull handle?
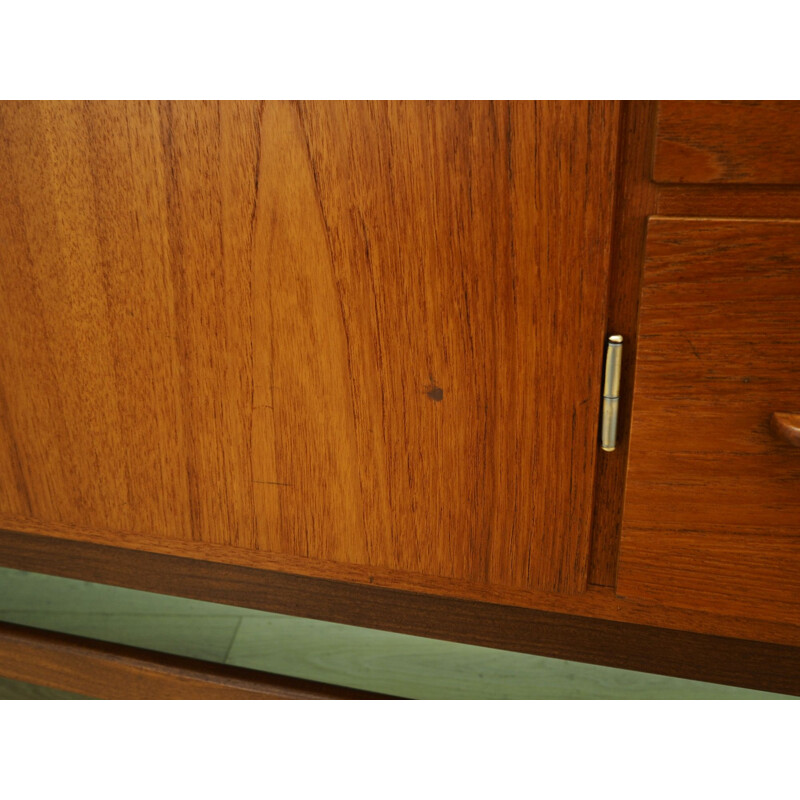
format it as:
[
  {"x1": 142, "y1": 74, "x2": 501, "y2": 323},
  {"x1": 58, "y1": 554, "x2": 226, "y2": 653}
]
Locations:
[
  {"x1": 601, "y1": 335, "x2": 623, "y2": 452},
  {"x1": 770, "y1": 412, "x2": 800, "y2": 448}
]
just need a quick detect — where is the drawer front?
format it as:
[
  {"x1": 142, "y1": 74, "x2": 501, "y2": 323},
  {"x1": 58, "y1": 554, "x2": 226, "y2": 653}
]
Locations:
[
  {"x1": 617, "y1": 217, "x2": 800, "y2": 624},
  {"x1": 653, "y1": 101, "x2": 800, "y2": 185}
]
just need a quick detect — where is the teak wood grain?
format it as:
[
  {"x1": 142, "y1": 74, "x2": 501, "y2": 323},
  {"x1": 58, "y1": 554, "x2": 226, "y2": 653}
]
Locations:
[
  {"x1": 653, "y1": 101, "x2": 800, "y2": 185},
  {"x1": 0, "y1": 620, "x2": 393, "y2": 699},
  {"x1": 617, "y1": 217, "x2": 800, "y2": 625},
  {"x1": 0, "y1": 101, "x2": 619, "y2": 596},
  {"x1": 658, "y1": 185, "x2": 800, "y2": 220}
]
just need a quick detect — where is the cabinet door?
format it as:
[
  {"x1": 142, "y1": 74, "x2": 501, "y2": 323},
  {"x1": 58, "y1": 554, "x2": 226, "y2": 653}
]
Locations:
[
  {"x1": 0, "y1": 101, "x2": 618, "y2": 597},
  {"x1": 617, "y1": 217, "x2": 800, "y2": 624}
]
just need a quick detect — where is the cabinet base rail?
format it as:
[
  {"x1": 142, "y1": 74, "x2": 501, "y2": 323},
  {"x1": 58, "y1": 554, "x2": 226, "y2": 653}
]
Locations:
[{"x1": 0, "y1": 528, "x2": 799, "y2": 697}]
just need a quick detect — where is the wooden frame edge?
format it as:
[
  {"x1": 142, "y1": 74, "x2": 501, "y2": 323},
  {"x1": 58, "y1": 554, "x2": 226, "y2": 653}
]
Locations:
[{"x1": 589, "y1": 100, "x2": 660, "y2": 586}]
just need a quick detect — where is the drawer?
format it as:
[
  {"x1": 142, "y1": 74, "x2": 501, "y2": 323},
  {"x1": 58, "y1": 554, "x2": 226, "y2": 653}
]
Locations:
[
  {"x1": 653, "y1": 101, "x2": 800, "y2": 184},
  {"x1": 617, "y1": 217, "x2": 800, "y2": 624}
]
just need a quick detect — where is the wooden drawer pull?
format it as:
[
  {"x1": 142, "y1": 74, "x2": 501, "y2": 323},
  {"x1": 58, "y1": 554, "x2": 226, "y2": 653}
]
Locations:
[{"x1": 770, "y1": 412, "x2": 800, "y2": 448}]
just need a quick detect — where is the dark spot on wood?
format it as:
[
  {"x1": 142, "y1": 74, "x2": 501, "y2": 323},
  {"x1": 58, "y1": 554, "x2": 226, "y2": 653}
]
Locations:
[{"x1": 426, "y1": 384, "x2": 443, "y2": 402}]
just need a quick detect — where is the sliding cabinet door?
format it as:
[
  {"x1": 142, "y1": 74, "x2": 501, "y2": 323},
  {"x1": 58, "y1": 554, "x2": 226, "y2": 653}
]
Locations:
[{"x1": 0, "y1": 101, "x2": 618, "y2": 597}]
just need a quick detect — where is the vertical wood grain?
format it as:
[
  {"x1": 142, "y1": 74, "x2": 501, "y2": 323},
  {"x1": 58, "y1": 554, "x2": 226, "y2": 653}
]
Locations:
[
  {"x1": 0, "y1": 101, "x2": 619, "y2": 597},
  {"x1": 250, "y1": 101, "x2": 619, "y2": 592},
  {"x1": 251, "y1": 101, "x2": 367, "y2": 563},
  {"x1": 158, "y1": 101, "x2": 259, "y2": 547},
  {"x1": 0, "y1": 101, "x2": 259, "y2": 547}
]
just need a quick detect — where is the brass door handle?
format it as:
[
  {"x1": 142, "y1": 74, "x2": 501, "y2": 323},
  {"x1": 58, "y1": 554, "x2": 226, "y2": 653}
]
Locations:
[{"x1": 770, "y1": 412, "x2": 800, "y2": 447}]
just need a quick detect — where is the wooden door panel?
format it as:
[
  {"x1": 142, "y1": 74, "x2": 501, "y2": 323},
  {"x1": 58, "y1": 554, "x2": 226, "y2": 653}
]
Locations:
[
  {"x1": 617, "y1": 217, "x2": 800, "y2": 623},
  {"x1": 0, "y1": 101, "x2": 619, "y2": 596},
  {"x1": 0, "y1": 102, "x2": 258, "y2": 547}
]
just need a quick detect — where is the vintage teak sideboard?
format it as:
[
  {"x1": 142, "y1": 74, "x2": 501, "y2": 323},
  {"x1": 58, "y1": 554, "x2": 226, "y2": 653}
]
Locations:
[{"x1": 0, "y1": 101, "x2": 798, "y2": 698}]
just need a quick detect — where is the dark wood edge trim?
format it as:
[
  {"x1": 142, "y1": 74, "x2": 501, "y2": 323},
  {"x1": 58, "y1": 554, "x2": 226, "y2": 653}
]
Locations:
[
  {"x1": 0, "y1": 619, "x2": 396, "y2": 700},
  {"x1": 0, "y1": 529, "x2": 798, "y2": 696},
  {"x1": 588, "y1": 100, "x2": 660, "y2": 586}
]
